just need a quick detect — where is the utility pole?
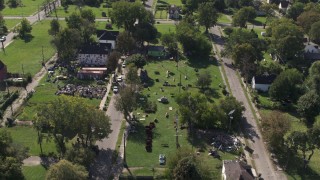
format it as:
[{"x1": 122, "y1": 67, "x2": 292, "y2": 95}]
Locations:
[{"x1": 123, "y1": 132, "x2": 126, "y2": 164}]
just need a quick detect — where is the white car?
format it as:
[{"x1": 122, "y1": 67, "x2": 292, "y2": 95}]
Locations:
[
  {"x1": 117, "y1": 76, "x2": 123, "y2": 82},
  {"x1": 113, "y1": 86, "x2": 119, "y2": 93},
  {"x1": 159, "y1": 154, "x2": 166, "y2": 165},
  {"x1": 0, "y1": 36, "x2": 6, "y2": 42},
  {"x1": 122, "y1": 63, "x2": 126, "y2": 68}
]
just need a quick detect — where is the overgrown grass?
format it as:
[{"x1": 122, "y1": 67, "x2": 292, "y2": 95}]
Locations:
[
  {"x1": 1, "y1": 126, "x2": 57, "y2": 156},
  {"x1": 50, "y1": 5, "x2": 111, "y2": 18},
  {"x1": 1, "y1": 0, "x2": 46, "y2": 16},
  {"x1": 158, "y1": 0, "x2": 182, "y2": 6},
  {"x1": 0, "y1": 20, "x2": 62, "y2": 76},
  {"x1": 22, "y1": 165, "x2": 47, "y2": 180}
]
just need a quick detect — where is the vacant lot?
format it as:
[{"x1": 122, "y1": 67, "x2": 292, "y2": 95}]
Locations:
[
  {"x1": 0, "y1": 20, "x2": 63, "y2": 76},
  {"x1": 1, "y1": 0, "x2": 46, "y2": 16}
]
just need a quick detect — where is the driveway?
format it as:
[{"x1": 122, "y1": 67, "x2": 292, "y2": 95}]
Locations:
[{"x1": 210, "y1": 26, "x2": 287, "y2": 180}]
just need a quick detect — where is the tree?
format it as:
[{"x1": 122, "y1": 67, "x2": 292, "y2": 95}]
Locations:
[
  {"x1": 7, "y1": 0, "x2": 21, "y2": 8},
  {"x1": 232, "y1": 6, "x2": 256, "y2": 28},
  {"x1": 297, "y1": 90, "x2": 320, "y2": 122},
  {"x1": 176, "y1": 21, "x2": 212, "y2": 57},
  {"x1": 80, "y1": 9, "x2": 95, "y2": 23},
  {"x1": 48, "y1": 19, "x2": 61, "y2": 36},
  {"x1": 106, "y1": 51, "x2": 121, "y2": 72},
  {"x1": 110, "y1": 1, "x2": 153, "y2": 33},
  {"x1": 219, "y1": 96, "x2": 245, "y2": 130},
  {"x1": 133, "y1": 22, "x2": 158, "y2": 45},
  {"x1": 52, "y1": 28, "x2": 82, "y2": 64},
  {"x1": 309, "y1": 61, "x2": 320, "y2": 76},
  {"x1": 18, "y1": 18, "x2": 32, "y2": 39},
  {"x1": 309, "y1": 21, "x2": 320, "y2": 44},
  {"x1": 196, "y1": 70, "x2": 212, "y2": 89},
  {"x1": 114, "y1": 86, "x2": 138, "y2": 125},
  {"x1": 175, "y1": 92, "x2": 225, "y2": 129},
  {"x1": 166, "y1": 148, "x2": 211, "y2": 179},
  {"x1": 198, "y1": 2, "x2": 219, "y2": 33},
  {"x1": 126, "y1": 65, "x2": 140, "y2": 85},
  {"x1": 269, "y1": 68, "x2": 303, "y2": 102},
  {"x1": 35, "y1": 96, "x2": 112, "y2": 156},
  {"x1": 0, "y1": 0, "x2": 4, "y2": 9},
  {"x1": 267, "y1": 18, "x2": 304, "y2": 62},
  {"x1": 161, "y1": 33, "x2": 178, "y2": 59},
  {"x1": 259, "y1": 3, "x2": 278, "y2": 26},
  {"x1": 116, "y1": 31, "x2": 136, "y2": 54},
  {"x1": 65, "y1": 146, "x2": 95, "y2": 168},
  {"x1": 238, "y1": 0, "x2": 253, "y2": 7},
  {"x1": 66, "y1": 11, "x2": 95, "y2": 43},
  {"x1": 297, "y1": 10, "x2": 320, "y2": 34},
  {"x1": 261, "y1": 111, "x2": 291, "y2": 150},
  {"x1": 232, "y1": 43, "x2": 258, "y2": 83},
  {"x1": 0, "y1": 14, "x2": 7, "y2": 35},
  {"x1": 46, "y1": 160, "x2": 88, "y2": 180},
  {"x1": 127, "y1": 54, "x2": 147, "y2": 68},
  {"x1": 286, "y1": 2, "x2": 304, "y2": 21},
  {"x1": 0, "y1": 130, "x2": 27, "y2": 180}
]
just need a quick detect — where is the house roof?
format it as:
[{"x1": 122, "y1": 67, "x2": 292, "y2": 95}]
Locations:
[
  {"x1": 79, "y1": 43, "x2": 111, "y2": 55},
  {"x1": 254, "y1": 74, "x2": 277, "y2": 84},
  {"x1": 97, "y1": 30, "x2": 119, "y2": 41},
  {"x1": 0, "y1": 60, "x2": 5, "y2": 70},
  {"x1": 279, "y1": 1, "x2": 290, "y2": 8},
  {"x1": 148, "y1": 45, "x2": 165, "y2": 51},
  {"x1": 223, "y1": 160, "x2": 254, "y2": 180},
  {"x1": 169, "y1": 5, "x2": 180, "y2": 13},
  {"x1": 304, "y1": 53, "x2": 320, "y2": 61}
]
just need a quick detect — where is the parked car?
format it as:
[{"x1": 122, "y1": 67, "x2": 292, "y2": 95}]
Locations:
[
  {"x1": 113, "y1": 86, "x2": 119, "y2": 93},
  {"x1": 0, "y1": 36, "x2": 6, "y2": 42},
  {"x1": 122, "y1": 63, "x2": 126, "y2": 68},
  {"x1": 117, "y1": 76, "x2": 123, "y2": 82},
  {"x1": 159, "y1": 154, "x2": 166, "y2": 165}
]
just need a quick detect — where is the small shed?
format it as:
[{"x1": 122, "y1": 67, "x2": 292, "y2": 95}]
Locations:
[
  {"x1": 252, "y1": 74, "x2": 277, "y2": 92},
  {"x1": 147, "y1": 46, "x2": 167, "y2": 58}
]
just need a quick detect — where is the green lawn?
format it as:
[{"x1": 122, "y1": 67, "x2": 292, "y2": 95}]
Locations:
[
  {"x1": 2, "y1": 126, "x2": 57, "y2": 156},
  {"x1": 5, "y1": 19, "x2": 21, "y2": 30},
  {"x1": 155, "y1": 23, "x2": 176, "y2": 34},
  {"x1": 17, "y1": 76, "x2": 102, "y2": 121},
  {"x1": 1, "y1": 0, "x2": 46, "y2": 16},
  {"x1": 50, "y1": 5, "x2": 111, "y2": 18},
  {"x1": 0, "y1": 20, "x2": 61, "y2": 76},
  {"x1": 95, "y1": 21, "x2": 123, "y2": 31},
  {"x1": 253, "y1": 16, "x2": 266, "y2": 25},
  {"x1": 126, "y1": 58, "x2": 232, "y2": 178},
  {"x1": 158, "y1": 0, "x2": 182, "y2": 6},
  {"x1": 218, "y1": 14, "x2": 231, "y2": 24},
  {"x1": 155, "y1": 10, "x2": 168, "y2": 19},
  {"x1": 22, "y1": 165, "x2": 47, "y2": 180},
  {"x1": 253, "y1": 28, "x2": 266, "y2": 38}
]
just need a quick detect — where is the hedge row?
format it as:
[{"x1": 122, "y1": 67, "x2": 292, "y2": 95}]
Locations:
[{"x1": 0, "y1": 91, "x2": 19, "y2": 118}]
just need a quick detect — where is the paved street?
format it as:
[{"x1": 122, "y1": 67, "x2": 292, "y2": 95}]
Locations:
[{"x1": 210, "y1": 26, "x2": 286, "y2": 180}]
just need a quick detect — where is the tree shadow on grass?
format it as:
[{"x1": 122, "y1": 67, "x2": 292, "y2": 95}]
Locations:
[
  {"x1": 127, "y1": 122, "x2": 146, "y2": 144},
  {"x1": 23, "y1": 34, "x2": 34, "y2": 43},
  {"x1": 199, "y1": 88, "x2": 221, "y2": 100}
]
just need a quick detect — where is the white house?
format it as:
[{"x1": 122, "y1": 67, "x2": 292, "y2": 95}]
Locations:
[
  {"x1": 222, "y1": 160, "x2": 255, "y2": 180},
  {"x1": 97, "y1": 30, "x2": 119, "y2": 49},
  {"x1": 252, "y1": 74, "x2": 277, "y2": 92},
  {"x1": 169, "y1": 5, "x2": 180, "y2": 19},
  {"x1": 279, "y1": 1, "x2": 290, "y2": 12},
  {"x1": 304, "y1": 43, "x2": 320, "y2": 61},
  {"x1": 77, "y1": 43, "x2": 111, "y2": 66}
]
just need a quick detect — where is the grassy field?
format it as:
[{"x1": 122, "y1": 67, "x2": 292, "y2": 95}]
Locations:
[
  {"x1": 158, "y1": 0, "x2": 182, "y2": 6},
  {"x1": 253, "y1": 28, "x2": 266, "y2": 38},
  {"x1": 50, "y1": 5, "x2": 111, "y2": 18},
  {"x1": 22, "y1": 165, "x2": 47, "y2": 180},
  {"x1": 0, "y1": 20, "x2": 60, "y2": 76},
  {"x1": 218, "y1": 14, "x2": 231, "y2": 23},
  {"x1": 253, "y1": 16, "x2": 266, "y2": 25},
  {"x1": 155, "y1": 10, "x2": 168, "y2": 19},
  {"x1": 16, "y1": 75, "x2": 102, "y2": 121},
  {"x1": 125, "y1": 58, "x2": 233, "y2": 178},
  {"x1": 155, "y1": 23, "x2": 176, "y2": 34},
  {"x1": 5, "y1": 19, "x2": 21, "y2": 30},
  {"x1": 1, "y1": 126, "x2": 57, "y2": 156},
  {"x1": 1, "y1": 0, "x2": 46, "y2": 16}
]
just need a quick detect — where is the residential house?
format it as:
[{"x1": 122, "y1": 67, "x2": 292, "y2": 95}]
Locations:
[
  {"x1": 252, "y1": 73, "x2": 277, "y2": 92},
  {"x1": 77, "y1": 67, "x2": 108, "y2": 80},
  {"x1": 222, "y1": 160, "x2": 256, "y2": 180},
  {"x1": 97, "y1": 30, "x2": 119, "y2": 49},
  {"x1": 279, "y1": 1, "x2": 290, "y2": 13},
  {"x1": 147, "y1": 46, "x2": 167, "y2": 58},
  {"x1": 0, "y1": 60, "x2": 7, "y2": 81},
  {"x1": 304, "y1": 43, "x2": 320, "y2": 61},
  {"x1": 77, "y1": 43, "x2": 111, "y2": 67},
  {"x1": 168, "y1": 5, "x2": 180, "y2": 19}
]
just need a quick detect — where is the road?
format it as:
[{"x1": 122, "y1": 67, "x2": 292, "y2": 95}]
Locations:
[{"x1": 210, "y1": 26, "x2": 286, "y2": 180}]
